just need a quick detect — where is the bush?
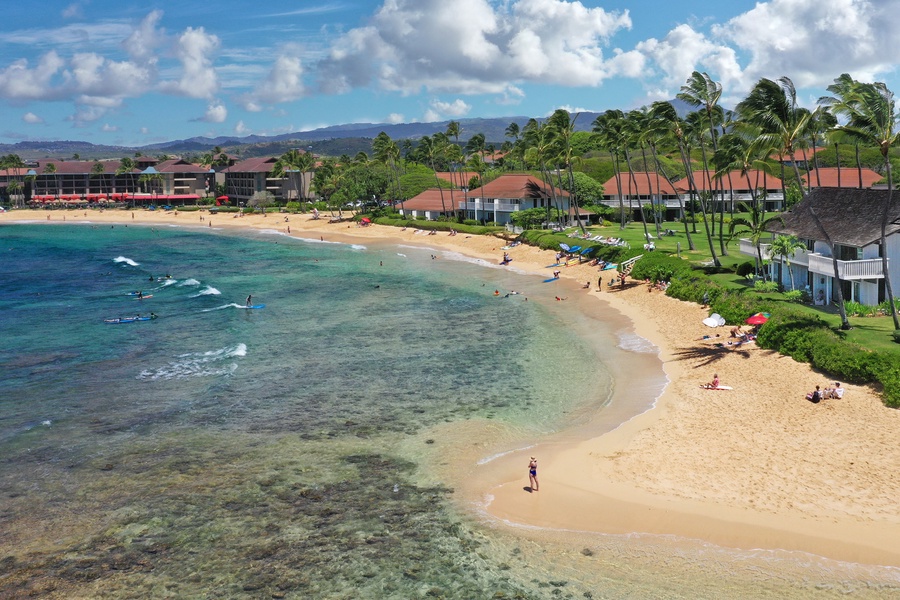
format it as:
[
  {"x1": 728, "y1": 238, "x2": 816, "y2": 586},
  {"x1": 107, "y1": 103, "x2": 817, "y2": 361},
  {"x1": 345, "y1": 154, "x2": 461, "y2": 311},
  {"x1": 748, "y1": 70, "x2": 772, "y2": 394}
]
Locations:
[
  {"x1": 783, "y1": 290, "x2": 803, "y2": 303},
  {"x1": 753, "y1": 280, "x2": 778, "y2": 293},
  {"x1": 736, "y1": 261, "x2": 756, "y2": 278},
  {"x1": 629, "y1": 252, "x2": 693, "y2": 283}
]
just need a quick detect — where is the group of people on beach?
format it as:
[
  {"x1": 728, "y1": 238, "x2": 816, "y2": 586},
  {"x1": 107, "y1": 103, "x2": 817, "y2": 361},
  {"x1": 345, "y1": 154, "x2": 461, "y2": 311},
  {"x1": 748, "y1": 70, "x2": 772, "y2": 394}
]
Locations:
[{"x1": 807, "y1": 382, "x2": 844, "y2": 403}]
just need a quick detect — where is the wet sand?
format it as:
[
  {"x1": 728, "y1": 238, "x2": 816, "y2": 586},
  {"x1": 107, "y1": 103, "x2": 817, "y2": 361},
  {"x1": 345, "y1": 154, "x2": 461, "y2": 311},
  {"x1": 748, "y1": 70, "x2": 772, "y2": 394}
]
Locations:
[{"x1": 6, "y1": 207, "x2": 900, "y2": 568}]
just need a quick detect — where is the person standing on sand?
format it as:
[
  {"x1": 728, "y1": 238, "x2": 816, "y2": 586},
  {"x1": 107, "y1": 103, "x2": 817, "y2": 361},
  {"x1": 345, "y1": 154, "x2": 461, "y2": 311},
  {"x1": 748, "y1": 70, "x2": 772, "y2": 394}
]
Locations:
[
  {"x1": 528, "y1": 457, "x2": 539, "y2": 492},
  {"x1": 598, "y1": 275, "x2": 602, "y2": 291}
]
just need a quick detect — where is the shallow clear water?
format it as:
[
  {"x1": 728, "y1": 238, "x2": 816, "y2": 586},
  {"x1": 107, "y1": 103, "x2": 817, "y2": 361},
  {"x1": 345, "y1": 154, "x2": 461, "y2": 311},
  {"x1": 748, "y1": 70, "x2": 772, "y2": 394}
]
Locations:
[{"x1": 1, "y1": 222, "x2": 897, "y2": 599}]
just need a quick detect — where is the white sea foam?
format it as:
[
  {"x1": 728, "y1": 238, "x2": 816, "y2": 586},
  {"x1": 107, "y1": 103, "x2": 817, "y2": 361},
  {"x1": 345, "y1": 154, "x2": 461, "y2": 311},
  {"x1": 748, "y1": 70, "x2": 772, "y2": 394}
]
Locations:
[
  {"x1": 136, "y1": 343, "x2": 246, "y2": 380},
  {"x1": 159, "y1": 279, "x2": 178, "y2": 287},
  {"x1": 350, "y1": 244, "x2": 366, "y2": 250},
  {"x1": 617, "y1": 331, "x2": 658, "y2": 354},
  {"x1": 441, "y1": 250, "x2": 529, "y2": 274},
  {"x1": 190, "y1": 286, "x2": 221, "y2": 297},
  {"x1": 476, "y1": 443, "x2": 537, "y2": 466},
  {"x1": 113, "y1": 256, "x2": 139, "y2": 267},
  {"x1": 178, "y1": 279, "x2": 201, "y2": 287},
  {"x1": 201, "y1": 303, "x2": 257, "y2": 312}
]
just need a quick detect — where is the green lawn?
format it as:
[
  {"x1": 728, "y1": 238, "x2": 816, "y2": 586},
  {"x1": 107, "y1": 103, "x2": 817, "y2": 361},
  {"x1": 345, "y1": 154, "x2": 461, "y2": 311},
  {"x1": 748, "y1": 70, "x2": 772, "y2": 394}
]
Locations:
[{"x1": 571, "y1": 220, "x2": 900, "y2": 353}]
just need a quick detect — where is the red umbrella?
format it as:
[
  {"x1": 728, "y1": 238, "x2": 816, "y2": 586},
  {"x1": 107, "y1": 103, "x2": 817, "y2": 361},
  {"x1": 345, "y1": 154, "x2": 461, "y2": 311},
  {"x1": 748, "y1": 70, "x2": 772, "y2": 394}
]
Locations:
[
  {"x1": 746, "y1": 313, "x2": 769, "y2": 325},
  {"x1": 361, "y1": 217, "x2": 371, "y2": 224}
]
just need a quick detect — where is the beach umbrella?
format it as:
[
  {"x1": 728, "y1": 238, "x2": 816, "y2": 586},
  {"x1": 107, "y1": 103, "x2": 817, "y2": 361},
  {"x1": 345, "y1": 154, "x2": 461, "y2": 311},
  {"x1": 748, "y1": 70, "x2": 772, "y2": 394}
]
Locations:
[
  {"x1": 568, "y1": 245, "x2": 582, "y2": 252},
  {"x1": 559, "y1": 243, "x2": 571, "y2": 251},
  {"x1": 580, "y1": 246, "x2": 596, "y2": 255},
  {"x1": 746, "y1": 313, "x2": 769, "y2": 325},
  {"x1": 361, "y1": 217, "x2": 371, "y2": 224}
]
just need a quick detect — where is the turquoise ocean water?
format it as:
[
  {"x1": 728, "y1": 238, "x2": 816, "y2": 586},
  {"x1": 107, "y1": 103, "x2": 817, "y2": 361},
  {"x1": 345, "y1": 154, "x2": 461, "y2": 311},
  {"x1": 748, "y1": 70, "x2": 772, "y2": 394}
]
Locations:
[{"x1": 1, "y1": 221, "x2": 898, "y2": 599}]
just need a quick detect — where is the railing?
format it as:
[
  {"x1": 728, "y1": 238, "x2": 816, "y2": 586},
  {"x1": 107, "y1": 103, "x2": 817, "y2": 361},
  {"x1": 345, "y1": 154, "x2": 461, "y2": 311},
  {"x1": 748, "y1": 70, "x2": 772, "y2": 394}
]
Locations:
[
  {"x1": 807, "y1": 254, "x2": 885, "y2": 279},
  {"x1": 739, "y1": 239, "x2": 814, "y2": 267},
  {"x1": 458, "y1": 201, "x2": 521, "y2": 212}
]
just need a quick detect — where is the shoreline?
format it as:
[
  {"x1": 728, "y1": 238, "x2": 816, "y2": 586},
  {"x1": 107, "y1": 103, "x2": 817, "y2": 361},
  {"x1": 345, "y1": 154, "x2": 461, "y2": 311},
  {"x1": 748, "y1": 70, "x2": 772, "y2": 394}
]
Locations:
[{"x1": 6, "y1": 207, "x2": 900, "y2": 569}]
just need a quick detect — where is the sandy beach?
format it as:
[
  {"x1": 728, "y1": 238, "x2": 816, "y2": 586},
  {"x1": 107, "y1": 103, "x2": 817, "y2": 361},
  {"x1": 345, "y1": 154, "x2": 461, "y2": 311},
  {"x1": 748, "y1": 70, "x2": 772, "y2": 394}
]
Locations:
[{"x1": 6, "y1": 207, "x2": 900, "y2": 568}]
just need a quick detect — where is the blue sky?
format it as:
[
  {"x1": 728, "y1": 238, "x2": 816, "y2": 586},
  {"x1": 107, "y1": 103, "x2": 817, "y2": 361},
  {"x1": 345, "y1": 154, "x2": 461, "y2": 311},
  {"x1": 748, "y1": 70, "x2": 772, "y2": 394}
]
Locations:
[{"x1": 2, "y1": 0, "x2": 899, "y2": 146}]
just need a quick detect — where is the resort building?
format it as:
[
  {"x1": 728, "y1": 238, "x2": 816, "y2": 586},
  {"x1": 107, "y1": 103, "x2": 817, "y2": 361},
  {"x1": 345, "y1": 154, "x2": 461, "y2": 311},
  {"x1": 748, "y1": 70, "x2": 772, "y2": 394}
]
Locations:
[
  {"x1": 219, "y1": 156, "x2": 312, "y2": 203},
  {"x1": 461, "y1": 174, "x2": 581, "y2": 226},
  {"x1": 673, "y1": 170, "x2": 785, "y2": 212},
  {"x1": 398, "y1": 189, "x2": 459, "y2": 220},
  {"x1": 741, "y1": 188, "x2": 900, "y2": 306},
  {"x1": 600, "y1": 172, "x2": 681, "y2": 218},
  {"x1": 803, "y1": 167, "x2": 883, "y2": 190}
]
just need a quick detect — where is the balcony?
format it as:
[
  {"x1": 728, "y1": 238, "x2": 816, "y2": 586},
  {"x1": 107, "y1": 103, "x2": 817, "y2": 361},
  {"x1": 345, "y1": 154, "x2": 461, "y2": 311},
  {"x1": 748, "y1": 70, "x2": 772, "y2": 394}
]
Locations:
[
  {"x1": 739, "y1": 239, "x2": 812, "y2": 267},
  {"x1": 458, "y1": 200, "x2": 521, "y2": 212},
  {"x1": 807, "y1": 254, "x2": 885, "y2": 280}
]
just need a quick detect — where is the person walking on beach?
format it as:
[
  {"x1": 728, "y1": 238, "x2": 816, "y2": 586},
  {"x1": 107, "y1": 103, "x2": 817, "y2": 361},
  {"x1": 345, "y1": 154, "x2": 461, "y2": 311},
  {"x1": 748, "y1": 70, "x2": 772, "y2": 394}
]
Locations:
[
  {"x1": 528, "y1": 457, "x2": 539, "y2": 492},
  {"x1": 597, "y1": 275, "x2": 602, "y2": 291}
]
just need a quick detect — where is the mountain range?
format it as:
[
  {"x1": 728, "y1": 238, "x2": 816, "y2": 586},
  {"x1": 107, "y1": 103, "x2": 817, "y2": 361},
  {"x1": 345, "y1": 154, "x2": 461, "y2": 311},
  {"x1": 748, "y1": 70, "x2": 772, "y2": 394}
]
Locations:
[{"x1": 1, "y1": 100, "x2": 696, "y2": 161}]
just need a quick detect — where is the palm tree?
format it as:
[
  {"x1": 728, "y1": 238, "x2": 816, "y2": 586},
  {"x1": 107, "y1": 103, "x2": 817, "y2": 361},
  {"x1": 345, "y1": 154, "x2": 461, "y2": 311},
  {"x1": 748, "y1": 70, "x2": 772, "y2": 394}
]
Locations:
[
  {"x1": 116, "y1": 157, "x2": 136, "y2": 201},
  {"x1": 522, "y1": 118, "x2": 560, "y2": 226},
  {"x1": 0, "y1": 154, "x2": 25, "y2": 206},
  {"x1": 770, "y1": 234, "x2": 806, "y2": 291},
  {"x1": 548, "y1": 109, "x2": 587, "y2": 235},
  {"x1": 42, "y1": 162, "x2": 58, "y2": 200},
  {"x1": 728, "y1": 201, "x2": 783, "y2": 279},
  {"x1": 418, "y1": 134, "x2": 450, "y2": 216},
  {"x1": 649, "y1": 101, "x2": 696, "y2": 249},
  {"x1": 679, "y1": 71, "x2": 728, "y2": 248},
  {"x1": 592, "y1": 110, "x2": 630, "y2": 230},
  {"x1": 739, "y1": 76, "x2": 851, "y2": 329},
  {"x1": 820, "y1": 75, "x2": 900, "y2": 329}
]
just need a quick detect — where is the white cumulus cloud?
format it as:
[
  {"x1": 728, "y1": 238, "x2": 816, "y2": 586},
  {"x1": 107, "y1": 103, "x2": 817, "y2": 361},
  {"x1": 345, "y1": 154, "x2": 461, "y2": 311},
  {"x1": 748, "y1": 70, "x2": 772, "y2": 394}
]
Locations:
[
  {"x1": 160, "y1": 26, "x2": 219, "y2": 98},
  {"x1": 244, "y1": 50, "x2": 306, "y2": 108},
  {"x1": 22, "y1": 112, "x2": 44, "y2": 124},
  {"x1": 317, "y1": 0, "x2": 631, "y2": 98},
  {"x1": 201, "y1": 100, "x2": 227, "y2": 123}
]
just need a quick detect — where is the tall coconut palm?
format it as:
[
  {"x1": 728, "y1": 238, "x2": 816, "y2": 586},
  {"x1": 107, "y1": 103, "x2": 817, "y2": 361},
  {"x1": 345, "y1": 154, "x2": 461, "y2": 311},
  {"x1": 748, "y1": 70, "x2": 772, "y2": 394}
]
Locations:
[
  {"x1": 739, "y1": 76, "x2": 851, "y2": 329},
  {"x1": 373, "y1": 132, "x2": 405, "y2": 213},
  {"x1": 0, "y1": 154, "x2": 25, "y2": 206},
  {"x1": 649, "y1": 101, "x2": 696, "y2": 248},
  {"x1": 418, "y1": 134, "x2": 450, "y2": 216},
  {"x1": 91, "y1": 162, "x2": 106, "y2": 196},
  {"x1": 522, "y1": 118, "x2": 562, "y2": 226},
  {"x1": 548, "y1": 109, "x2": 587, "y2": 235},
  {"x1": 43, "y1": 162, "x2": 58, "y2": 199},
  {"x1": 679, "y1": 71, "x2": 727, "y2": 241},
  {"x1": 770, "y1": 234, "x2": 806, "y2": 291},
  {"x1": 592, "y1": 110, "x2": 631, "y2": 230},
  {"x1": 116, "y1": 157, "x2": 136, "y2": 200},
  {"x1": 820, "y1": 75, "x2": 900, "y2": 329}
]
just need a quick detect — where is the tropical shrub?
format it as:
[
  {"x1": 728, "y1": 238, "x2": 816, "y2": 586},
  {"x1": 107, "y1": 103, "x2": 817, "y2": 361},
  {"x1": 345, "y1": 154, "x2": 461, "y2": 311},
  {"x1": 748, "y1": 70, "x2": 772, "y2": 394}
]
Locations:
[
  {"x1": 753, "y1": 280, "x2": 778, "y2": 293},
  {"x1": 783, "y1": 290, "x2": 803, "y2": 303},
  {"x1": 736, "y1": 261, "x2": 756, "y2": 278}
]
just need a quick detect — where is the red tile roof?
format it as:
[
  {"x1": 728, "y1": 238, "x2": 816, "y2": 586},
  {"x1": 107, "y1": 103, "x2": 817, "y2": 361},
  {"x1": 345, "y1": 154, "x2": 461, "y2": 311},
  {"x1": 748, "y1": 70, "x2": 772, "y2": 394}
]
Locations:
[
  {"x1": 601, "y1": 173, "x2": 679, "y2": 196},
  {"x1": 468, "y1": 174, "x2": 568, "y2": 199},
  {"x1": 673, "y1": 170, "x2": 782, "y2": 193},
  {"x1": 156, "y1": 159, "x2": 207, "y2": 173},
  {"x1": 435, "y1": 171, "x2": 478, "y2": 184},
  {"x1": 803, "y1": 167, "x2": 883, "y2": 189},
  {"x1": 401, "y1": 189, "x2": 457, "y2": 212},
  {"x1": 224, "y1": 157, "x2": 279, "y2": 173},
  {"x1": 776, "y1": 147, "x2": 824, "y2": 162}
]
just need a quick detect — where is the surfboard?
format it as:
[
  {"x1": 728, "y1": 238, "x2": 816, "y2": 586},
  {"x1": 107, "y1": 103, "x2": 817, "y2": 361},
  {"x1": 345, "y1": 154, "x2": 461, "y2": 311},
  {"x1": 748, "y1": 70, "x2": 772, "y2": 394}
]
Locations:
[
  {"x1": 105, "y1": 316, "x2": 153, "y2": 324},
  {"x1": 543, "y1": 278, "x2": 559, "y2": 283},
  {"x1": 700, "y1": 385, "x2": 733, "y2": 390},
  {"x1": 134, "y1": 295, "x2": 153, "y2": 300},
  {"x1": 245, "y1": 304, "x2": 265, "y2": 309}
]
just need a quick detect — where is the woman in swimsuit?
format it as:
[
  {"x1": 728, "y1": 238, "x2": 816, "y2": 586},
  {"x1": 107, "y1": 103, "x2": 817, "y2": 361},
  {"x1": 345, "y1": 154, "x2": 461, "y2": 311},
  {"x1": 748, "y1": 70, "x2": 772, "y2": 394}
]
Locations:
[{"x1": 528, "y1": 457, "x2": 539, "y2": 492}]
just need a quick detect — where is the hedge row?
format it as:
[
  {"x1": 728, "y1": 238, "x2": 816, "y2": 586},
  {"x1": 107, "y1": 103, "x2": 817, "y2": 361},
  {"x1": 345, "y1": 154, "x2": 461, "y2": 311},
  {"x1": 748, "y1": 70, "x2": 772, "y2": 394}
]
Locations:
[
  {"x1": 371, "y1": 217, "x2": 501, "y2": 236},
  {"x1": 518, "y1": 230, "x2": 641, "y2": 264},
  {"x1": 629, "y1": 253, "x2": 900, "y2": 408}
]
